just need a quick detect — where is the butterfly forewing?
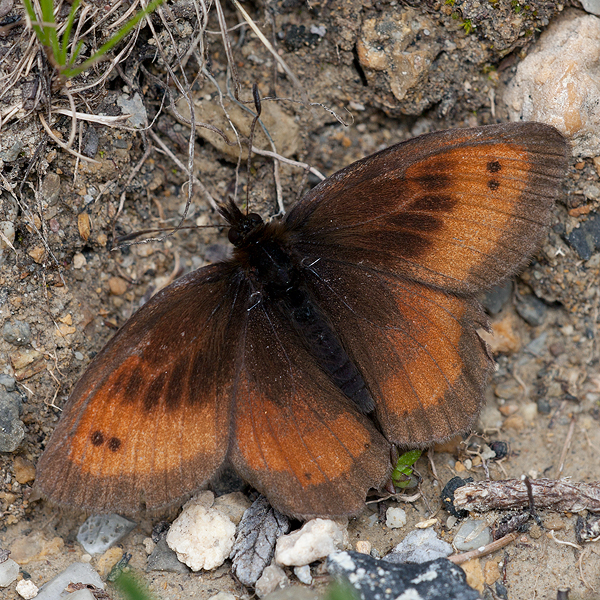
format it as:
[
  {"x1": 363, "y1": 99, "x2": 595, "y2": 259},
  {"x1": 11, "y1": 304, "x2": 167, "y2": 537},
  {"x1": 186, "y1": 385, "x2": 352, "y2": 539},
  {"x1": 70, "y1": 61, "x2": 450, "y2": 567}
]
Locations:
[
  {"x1": 286, "y1": 122, "x2": 568, "y2": 294},
  {"x1": 37, "y1": 264, "x2": 245, "y2": 513}
]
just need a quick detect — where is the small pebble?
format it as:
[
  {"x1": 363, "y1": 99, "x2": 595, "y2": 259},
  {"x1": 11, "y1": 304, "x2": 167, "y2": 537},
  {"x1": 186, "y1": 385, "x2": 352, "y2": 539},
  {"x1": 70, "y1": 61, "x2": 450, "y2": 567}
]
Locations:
[
  {"x1": 2, "y1": 320, "x2": 32, "y2": 346},
  {"x1": 143, "y1": 538, "x2": 155, "y2": 555},
  {"x1": 275, "y1": 519, "x2": 348, "y2": 567},
  {"x1": 460, "y1": 558, "x2": 485, "y2": 593},
  {"x1": 521, "y1": 402, "x2": 538, "y2": 423},
  {"x1": 213, "y1": 491, "x2": 252, "y2": 525},
  {"x1": 355, "y1": 540, "x2": 371, "y2": 554},
  {"x1": 0, "y1": 558, "x2": 19, "y2": 587},
  {"x1": 166, "y1": 491, "x2": 236, "y2": 571},
  {"x1": 255, "y1": 564, "x2": 288, "y2": 598},
  {"x1": 502, "y1": 414, "x2": 525, "y2": 431},
  {"x1": 95, "y1": 547, "x2": 123, "y2": 577},
  {"x1": 484, "y1": 559, "x2": 501, "y2": 585},
  {"x1": 294, "y1": 564, "x2": 312, "y2": 585},
  {"x1": 13, "y1": 456, "x2": 36, "y2": 484},
  {"x1": 16, "y1": 579, "x2": 38, "y2": 599},
  {"x1": 73, "y1": 253, "x2": 87, "y2": 269},
  {"x1": 385, "y1": 528, "x2": 452, "y2": 564},
  {"x1": 453, "y1": 519, "x2": 492, "y2": 552},
  {"x1": 108, "y1": 276, "x2": 128, "y2": 295},
  {"x1": 77, "y1": 514, "x2": 136, "y2": 555},
  {"x1": 385, "y1": 507, "x2": 407, "y2": 529}
]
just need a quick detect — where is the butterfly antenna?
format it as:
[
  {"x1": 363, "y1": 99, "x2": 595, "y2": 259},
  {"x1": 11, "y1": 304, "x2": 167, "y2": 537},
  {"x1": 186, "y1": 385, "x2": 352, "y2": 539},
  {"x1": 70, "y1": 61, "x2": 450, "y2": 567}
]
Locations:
[
  {"x1": 216, "y1": 196, "x2": 244, "y2": 226},
  {"x1": 245, "y1": 83, "x2": 262, "y2": 215}
]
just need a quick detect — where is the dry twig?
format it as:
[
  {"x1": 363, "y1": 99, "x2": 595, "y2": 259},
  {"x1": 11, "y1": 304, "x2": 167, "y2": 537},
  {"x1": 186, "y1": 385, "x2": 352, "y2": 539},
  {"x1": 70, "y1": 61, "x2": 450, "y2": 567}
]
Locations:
[{"x1": 454, "y1": 478, "x2": 600, "y2": 514}]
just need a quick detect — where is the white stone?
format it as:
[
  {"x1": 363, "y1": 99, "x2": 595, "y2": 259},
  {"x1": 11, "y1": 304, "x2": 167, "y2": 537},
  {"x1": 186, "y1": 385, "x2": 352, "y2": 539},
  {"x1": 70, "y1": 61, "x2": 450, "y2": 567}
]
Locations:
[
  {"x1": 0, "y1": 558, "x2": 20, "y2": 587},
  {"x1": 16, "y1": 579, "x2": 39, "y2": 599},
  {"x1": 581, "y1": 0, "x2": 600, "y2": 16},
  {"x1": 386, "y1": 507, "x2": 407, "y2": 529},
  {"x1": 207, "y1": 593, "x2": 237, "y2": 600},
  {"x1": 293, "y1": 564, "x2": 312, "y2": 585},
  {"x1": 275, "y1": 518, "x2": 348, "y2": 567},
  {"x1": 166, "y1": 491, "x2": 236, "y2": 571},
  {"x1": 64, "y1": 591, "x2": 95, "y2": 600},
  {"x1": 255, "y1": 564, "x2": 289, "y2": 598},
  {"x1": 213, "y1": 492, "x2": 252, "y2": 525},
  {"x1": 504, "y1": 10, "x2": 600, "y2": 157},
  {"x1": 522, "y1": 402, "x2": 538, "y2": 423},
  {"x1": 385, "y1": 528, "x2": 453, "y2": 564},
  {"x1": 36, "y1": 563, "x2": 104, "y2": 600}
]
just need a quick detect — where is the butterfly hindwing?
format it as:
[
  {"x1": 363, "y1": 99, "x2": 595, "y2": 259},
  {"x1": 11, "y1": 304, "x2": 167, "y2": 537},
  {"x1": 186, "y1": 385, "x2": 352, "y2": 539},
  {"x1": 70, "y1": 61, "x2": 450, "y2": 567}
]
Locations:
[
  {"x1": 36, "y1": 264, "x2": 245, "y2": 513},
  {"x1": 286, "y1": 122, "x2": 568, "y2": 294},
  {"x1": 302, "y1": 260, "x2": 492, "y2": 445},
  {"x1": 229, "y1": 296, "x2": 391, "y2": 519}
]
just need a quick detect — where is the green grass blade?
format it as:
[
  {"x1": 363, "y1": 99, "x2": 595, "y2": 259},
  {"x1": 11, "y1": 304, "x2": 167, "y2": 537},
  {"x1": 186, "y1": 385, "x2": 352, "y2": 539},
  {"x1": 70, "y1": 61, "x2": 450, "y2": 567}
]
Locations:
[
  {"x1": 38, "y1": 0, "x2": 60, "y2": 60},
  {"x1": 63, "y1": 0, "x2": 164, "y2": 77},
  {"x1": 22, "y1": 0, "x2": 47, "y2": 44},
  {"x1": 59, "y1": 0, "x2": 81, "y2": 66}
]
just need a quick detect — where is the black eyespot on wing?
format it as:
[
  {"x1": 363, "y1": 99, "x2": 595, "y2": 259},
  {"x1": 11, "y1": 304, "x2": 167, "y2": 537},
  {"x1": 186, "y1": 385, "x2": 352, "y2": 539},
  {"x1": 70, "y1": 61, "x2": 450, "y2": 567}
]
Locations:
[
  {"x1": 488, "y1": 179, "x2": 500, "y2": 191},
  {"x1": 108, "y1": 437, "x2": 122, "y2": 452},
  {"x1": 487, "y1": 160, "x2": 501, "y2": 173},
  {"x1": 91, "y1": 431, "x2": 104, "y2": 446}
]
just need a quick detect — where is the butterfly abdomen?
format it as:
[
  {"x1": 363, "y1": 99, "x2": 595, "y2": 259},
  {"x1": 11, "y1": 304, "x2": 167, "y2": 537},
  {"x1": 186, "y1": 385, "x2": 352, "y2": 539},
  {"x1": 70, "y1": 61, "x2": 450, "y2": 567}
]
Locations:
[{"x1": 288, "y1": 290, "x2": 375, "y2": 415}]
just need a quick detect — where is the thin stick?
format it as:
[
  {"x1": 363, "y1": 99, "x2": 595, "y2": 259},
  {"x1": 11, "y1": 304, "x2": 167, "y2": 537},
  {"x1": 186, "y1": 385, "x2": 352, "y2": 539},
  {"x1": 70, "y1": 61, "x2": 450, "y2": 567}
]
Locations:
[
  {"x1": 448, "y1": 532, "x2": 518, "y2": 565},
  {"x1": 557, "y1": 417, "x2": 576, "y2": 477},
  {"x1": 38, "y1": 113, "x2": 100, "y2": 164}
]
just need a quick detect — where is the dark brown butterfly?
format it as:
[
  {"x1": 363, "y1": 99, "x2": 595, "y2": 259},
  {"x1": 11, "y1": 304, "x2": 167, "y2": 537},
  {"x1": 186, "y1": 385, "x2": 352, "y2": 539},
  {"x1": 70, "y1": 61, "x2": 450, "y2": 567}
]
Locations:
[{"x1": 36, "y1": 122, "x2": 568, "y2": 519}]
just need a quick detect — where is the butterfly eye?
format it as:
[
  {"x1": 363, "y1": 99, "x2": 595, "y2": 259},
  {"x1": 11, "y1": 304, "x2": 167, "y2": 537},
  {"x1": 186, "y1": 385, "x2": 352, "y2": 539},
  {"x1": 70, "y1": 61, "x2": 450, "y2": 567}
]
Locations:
[
  {"x1": 247, "y1": 213, "x2": 263, "y2": 226},
  {"x1": 228, "y1": 228, "x2": 241, "y2": 244}
]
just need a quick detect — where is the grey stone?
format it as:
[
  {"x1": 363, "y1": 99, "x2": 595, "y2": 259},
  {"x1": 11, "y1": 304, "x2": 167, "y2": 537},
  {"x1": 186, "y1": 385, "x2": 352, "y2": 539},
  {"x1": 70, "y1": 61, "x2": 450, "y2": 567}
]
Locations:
[
  {"x1": 453, "y1": 519, "x2": 492, "y2": 552},
  {"x1": 384, "y1": 528, "x2": 453, "y2": 564},
  {"x1": 565, "y1": 212, "x2": 600, "y2": 260},
  {"x1": 328, "y1": 552, "x2": 482, "y2": 600},
  {"x1": 581, "y1": 0, "x2": 600, "y2": 16},
  {"x1": 77, "y1": 514, "x2": 137, "y2": 555},
  {"x1": 0, "y1": 141, "x2": 23, "y2": 162},
  {"x1": 481, "y1": 281, "x2": 513, "y2": 316},
  {"x1": 515, "y1": 295, "x2": 548, "y2": 327},
  {"x1": 2, "y1": 320, "x2": 31, "y2": 345},
  {"x1": 82, "y1": 126, "x2": 99, "y2": 158},
  {"x1": 231, "y1": 495, "x2": 291, "y2": 587},
  {"x1": 40, "y1": 173, "x2": 61, "y2": 205},
  {"x1": 0, "y1": 557, "x2": 19, "y2": 587},
  {"x1": 0, "y1": 386, "x2": 24, "y2": 452},
  {"x1": 0, "y1": 375, "x2": 16, "y2": 391},
  {"x1": 146, "y1": 538, "x2": 190, "y2": 574},
  {"x1": 36, "y1": 563, "x2": 104, "y2": 599},
  {"x1": 117, "y1": 92, "x2": 148, "y2": 129}
]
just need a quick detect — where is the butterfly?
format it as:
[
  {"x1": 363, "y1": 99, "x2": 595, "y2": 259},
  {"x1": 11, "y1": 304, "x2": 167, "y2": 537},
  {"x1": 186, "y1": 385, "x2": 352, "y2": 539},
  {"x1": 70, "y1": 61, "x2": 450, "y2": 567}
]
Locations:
[{"x1": 36, "y1": 122, "x2": 568, "y2": 519}]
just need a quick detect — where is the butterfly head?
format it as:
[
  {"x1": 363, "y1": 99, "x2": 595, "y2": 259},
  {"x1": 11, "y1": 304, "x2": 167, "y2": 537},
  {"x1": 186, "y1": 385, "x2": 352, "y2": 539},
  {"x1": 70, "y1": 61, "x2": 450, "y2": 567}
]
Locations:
[{"x1": 217, "y1": 197, "x2": 265, "y2": 248}]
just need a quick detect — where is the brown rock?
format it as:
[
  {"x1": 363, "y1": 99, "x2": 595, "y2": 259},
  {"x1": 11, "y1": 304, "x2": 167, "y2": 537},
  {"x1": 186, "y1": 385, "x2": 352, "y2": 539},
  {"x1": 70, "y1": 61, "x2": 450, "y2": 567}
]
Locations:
[
  {"x1": 13, "y1": 456, "x2": 36, "y2": 484},
  {"x1": 502, "y1": 415, "x2": 525, "y2": 431},
  {"x1": 460, "y1": 558, "x2": 485, "y2": 593},
  {"x1": 479, "y1": 308, "x2": 523, "y2": 355},
  {"x1": 484, "y1": 559, "x2": 501, "y2": 585},
  {"x1": 108, "y1": 276, "x2": 128, "y2": 296}
]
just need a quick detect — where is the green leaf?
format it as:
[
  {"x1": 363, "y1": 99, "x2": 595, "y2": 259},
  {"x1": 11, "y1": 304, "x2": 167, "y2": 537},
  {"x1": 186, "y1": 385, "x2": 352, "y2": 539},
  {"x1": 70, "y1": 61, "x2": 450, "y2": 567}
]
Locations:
[{"x1": 391, "y1": 449, "x2": 422, "y2": 488}]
